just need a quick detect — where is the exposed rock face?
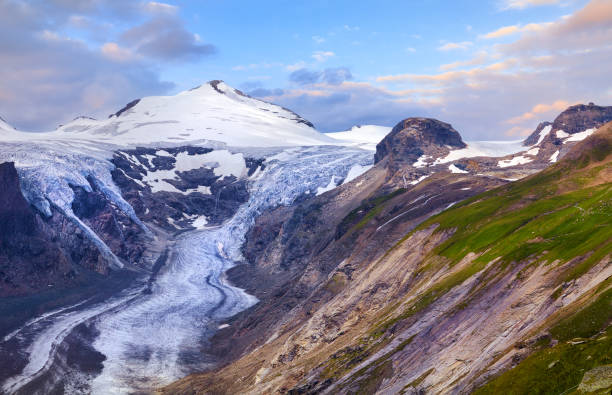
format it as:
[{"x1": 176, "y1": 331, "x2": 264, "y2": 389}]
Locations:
[
  {"x1": 374, "y1": 118, "x2": 466, "y2": 166},
  {"x1": 0, "y1": 162, "x2": 72, "y2": 296},
  {"x1": 70, "y1": 181, "x2": 145, "y2": 268},
  {"x1": 110, "y1": 146, "x2": 264, "y2": 231}
]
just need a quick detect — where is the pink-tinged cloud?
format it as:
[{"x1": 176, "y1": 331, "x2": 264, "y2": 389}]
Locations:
[{"x1": 502, "y1": 0, "x2": 563, "y2": 10}]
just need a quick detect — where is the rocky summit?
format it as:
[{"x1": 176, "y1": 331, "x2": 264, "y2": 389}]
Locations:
[{"x1": 374, "y1": 118, "x2": 466, "y2": 166}]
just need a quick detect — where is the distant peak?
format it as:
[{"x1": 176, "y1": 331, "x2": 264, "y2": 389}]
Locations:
[{"x1": 523, "y1": 102, "x2": 612, "y2": 146}]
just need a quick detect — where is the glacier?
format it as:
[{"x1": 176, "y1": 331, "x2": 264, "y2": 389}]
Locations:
[{"x1": 0, "y1": 144, "x2": 373, "y2": 394}]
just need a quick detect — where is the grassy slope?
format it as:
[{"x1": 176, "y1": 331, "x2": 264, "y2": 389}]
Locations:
[{"x1": 328, "y1": 123, "x2": 612, "y2": 393}]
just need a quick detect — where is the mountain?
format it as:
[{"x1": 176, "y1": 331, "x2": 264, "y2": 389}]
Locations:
[
  {"x1": 519, "y1": 103, "x2": 612, "y2": 165},
  {"x1": 164, "y1": 118, "x2": 612, "y2": 394},
  {"x1": 48, "y1": 80, "x2": 335, "y2": 147},
  {"x1": 1, "y1": 97, "x2": 611, "y2": 393}
]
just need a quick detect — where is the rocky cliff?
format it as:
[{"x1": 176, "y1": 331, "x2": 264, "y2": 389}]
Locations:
[{"x1": 0, "y1": 162, "x2": 72, "y2": 297}]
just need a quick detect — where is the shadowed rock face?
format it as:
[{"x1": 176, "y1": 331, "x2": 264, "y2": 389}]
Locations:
[
  {"x1": 374, "y1": 118, "x2": 466, "y2": 166},
  {"x1": 0, "y1": 162, "x2": 72, "y2": 297},
  {"x1": 0, "y1": 162, "x2": 36, "y2": 236}
]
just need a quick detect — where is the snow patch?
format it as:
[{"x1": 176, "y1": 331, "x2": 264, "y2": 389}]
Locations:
[
  {"x1": 410, "y1": 175, "x2": 429, "y2": 185},
  {"x1": 317, "y1": 176, "x2": 339, "y2": 195},
  {"x1": 549, "y1": 150, "x2": 560, "y2": 163},
  {"x1": 191, "y1": 215, "x2": 208, "y2": 229},
  {"x1": 342, "y1": 164, "x2": 372, "y2": 184},
  {"x1": 434, "y1": 140, "x2": 524, "y2": 164},
  {"x1": 413, "y1": 154, "x2": 431, "y2": 168},
  {"x1": 526, "y1": 147, "x2": 539, "y2": 156},
  {"x1": 449, "y1": 164, "x2": 468, "y2": 174},
  {"x1": 535, "y1": 125, "x2": 552, "y2": 145},
  {"x1": 142, "y1": 149, "x2": 246, "y2": 194},
  {"x1": 564, "y1": 128, "x2": 595, "y2": 143},
  {"x1": 556, "y1": 130, "x2": 569, "y2": 138},
  {"x1": 326, "y1": 125, "x2": 391, "y2": 151},
  {"x1": 498, "y1": 155, "x2": 533, "y2": 168}
]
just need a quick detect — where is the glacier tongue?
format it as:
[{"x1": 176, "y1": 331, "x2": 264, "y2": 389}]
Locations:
[
  {"x1": 90, "y1": 145, "x2": 373, "y2": 393},
  {"x1": 0, "y1": 144, "x2": 373, "y2": 394}
]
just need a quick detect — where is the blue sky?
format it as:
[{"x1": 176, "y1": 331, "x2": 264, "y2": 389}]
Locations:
[{"x1": 1, "y1": 0, "x2": 610, "y2": 139}]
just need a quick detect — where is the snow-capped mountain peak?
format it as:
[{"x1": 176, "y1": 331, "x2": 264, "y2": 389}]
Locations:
[{"x1": 51, "y1": 80, "x2": 334, "y2": 148}]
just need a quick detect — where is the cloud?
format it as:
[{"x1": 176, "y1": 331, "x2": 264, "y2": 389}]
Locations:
[
  {"x1": 504, "y1": 100, "x2": 573, "y2": 124},
  {"x1": 406, "y1": 47, "x2": 417, "y2": 53},
  {"x1": 482, "y1": 22, "x2": 552, "y2": 39},
  {"x1": 312, "y1": 35, "x2": 325, "y2": 44},
  {"x1": 500, "y1": 0, "x2": 612, "y2": 53},
  {"x1": 343, "y1": 25, "x2": 360, "y2": 31},
  {"x1": 289, "y1": 69, "x2": 322, "y2": 85},
  {"x1": 289, "y1": 67, "x2": 353, "y2": 86},
  {"x1": 101, "y1": 42, "x2": 136, "y2": 62},
  {"x1": 312, "y1": 50, "x2": 335, "y2": 62},
  {"x1": 502, "y1": 0, "x2": 563, "y2": 10},
  {"x1": 0, "y1": 0, "x2": 217, "y2": 131},
  {"x1": 440, "y1": 52, "x2": 488, "y2": 71},
  {"x1": 286, "y1": 61, "x2": 306, "y2": 71},
  {"x1": 143, "y1": 1, "x2": 178, "y2": 15},
  {"x1": 119, "y1": 16, "x2": 216, "y2": 61},
  {"x1": 252, "y1": 81, "x2": 433, "y2": 132},
  {"x1": 437, "y1": 41, "x2": 473, "y2": 51}
]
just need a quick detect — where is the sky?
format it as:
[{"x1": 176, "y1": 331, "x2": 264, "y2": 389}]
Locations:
[{"x1": 0, "y1": 0, "x2": 611, "y2": 140}]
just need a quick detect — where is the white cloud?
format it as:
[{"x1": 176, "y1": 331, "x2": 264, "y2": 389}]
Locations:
[
  {"x1": 312, "y1": 51, "x2": 335, "y2": 62},
  {"x1": 437, "y1": 41, "x2": 473, "y2": 51},
  {"x1": 286, "y1": 61, "x2": 306, "y2": 71},
  {"x1": 482, "y1": 22, "x2": 552, "y2": 39},
  {"x1": 312, "y1": 35, "x2": 325, "y2": 44}
]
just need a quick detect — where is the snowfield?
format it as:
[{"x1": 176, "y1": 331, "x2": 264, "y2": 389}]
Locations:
[
  {"x1": 434, "y1": 140, "x2": 525, "y2": 165},
  {"x1": 326, "y1": 124, "x2": 392, "y2": 150}
]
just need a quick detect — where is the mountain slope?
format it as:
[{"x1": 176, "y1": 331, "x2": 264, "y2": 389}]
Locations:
[{"x1": 164, "y1": 121, "x2": 612, "y2": 394}]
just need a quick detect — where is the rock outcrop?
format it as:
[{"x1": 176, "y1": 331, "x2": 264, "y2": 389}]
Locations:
[{"x1": 374, "y1": 118, "x2": 466, "y2": 166}]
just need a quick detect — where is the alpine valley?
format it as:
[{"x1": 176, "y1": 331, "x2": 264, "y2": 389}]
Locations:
[{"x1": 0, "y1": 82, "x2": 610, "y2": 395}]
